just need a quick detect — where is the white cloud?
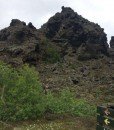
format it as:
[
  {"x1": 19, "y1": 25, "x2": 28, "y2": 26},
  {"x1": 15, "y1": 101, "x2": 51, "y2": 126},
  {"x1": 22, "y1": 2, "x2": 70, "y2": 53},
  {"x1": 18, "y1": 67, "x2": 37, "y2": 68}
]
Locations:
[{"x1": 0, "y1": 0, "x2": 114, "y2": 42}]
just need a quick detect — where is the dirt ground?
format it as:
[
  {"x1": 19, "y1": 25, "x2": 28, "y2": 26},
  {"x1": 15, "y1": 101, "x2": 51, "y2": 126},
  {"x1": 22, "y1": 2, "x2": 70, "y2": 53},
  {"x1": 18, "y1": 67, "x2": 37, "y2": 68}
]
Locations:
[{"x1": 0, "y1": 116, "x2": 96, "y2": 130}]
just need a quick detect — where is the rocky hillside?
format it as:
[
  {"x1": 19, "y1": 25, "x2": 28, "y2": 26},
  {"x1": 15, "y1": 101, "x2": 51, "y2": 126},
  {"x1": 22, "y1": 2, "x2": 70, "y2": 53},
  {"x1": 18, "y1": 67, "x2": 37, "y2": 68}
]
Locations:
[{"x1": 0, "y1": 6, "x2": 114, "y2": 104}]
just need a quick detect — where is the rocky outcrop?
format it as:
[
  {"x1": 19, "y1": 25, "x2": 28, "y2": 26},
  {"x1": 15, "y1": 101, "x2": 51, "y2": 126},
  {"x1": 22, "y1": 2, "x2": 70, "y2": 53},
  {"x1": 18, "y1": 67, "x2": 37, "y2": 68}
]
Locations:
[
  {"x1": 0, "y1": 7, "x2": 114, "y2": 100},
  {"x1": 0, "y1": 7, "x2": 109, "y2": 66},
  {"x1": 41, "y1": 6, "x2": 108, "y2": 59},
  {"x1": 110, "y1": 36, "x2": 114, "y2": 48},
  {"x1": 0, "y1": 19, "x2": 40, "y2": 66},
  {"x1": 109, "y1": 36, "x2": 114, "y2": 60}
]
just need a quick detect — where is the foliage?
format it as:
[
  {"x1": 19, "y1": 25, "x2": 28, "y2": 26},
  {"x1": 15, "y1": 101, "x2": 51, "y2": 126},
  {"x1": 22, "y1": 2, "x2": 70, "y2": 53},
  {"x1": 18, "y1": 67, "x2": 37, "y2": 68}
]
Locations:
[
  {"x1": 46, "y1": 89, "x2": 96, "y2": 116},
  {"x1": 42, "y1": 38, "x2": 61, "y2": 63},
  {"x1": 45, "y1": 46, "x2": 61, "y2": 63},
  {"x1": 0, "y1": 62, "x2": 96, "y2": 121},
  {"x1": 0, "y1": 62, "x2": 45, "y2": 121}
]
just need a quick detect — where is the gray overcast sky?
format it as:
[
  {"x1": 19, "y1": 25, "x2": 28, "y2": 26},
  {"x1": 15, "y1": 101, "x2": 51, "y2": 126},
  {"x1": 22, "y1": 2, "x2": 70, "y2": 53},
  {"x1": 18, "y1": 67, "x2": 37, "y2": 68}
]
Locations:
[{"x1": 0, "y1": 0, "x2": 113, "y2": 42}]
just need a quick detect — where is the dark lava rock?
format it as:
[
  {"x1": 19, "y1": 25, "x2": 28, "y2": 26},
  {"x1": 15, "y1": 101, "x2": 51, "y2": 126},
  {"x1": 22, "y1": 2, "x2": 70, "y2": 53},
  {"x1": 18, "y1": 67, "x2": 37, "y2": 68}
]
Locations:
[
  {"x1": 110, "y1": 36, "x2": 114, "y2": 48},
  {"x1": 0, "y1": 7, "x2": 110, "y2": 66},
  {"x1": 71, "y1": 78, "x2": 79, "y2": 85},
  {"x1": 108, "y1": 36, "x2": 114, "y2": 59},
  {"x1": 0, "y1": 19, "x2": 40, "y2": 66},
  {"x1": 41, "y1": 6, "x2": 108, "y2": 58},
  {"x1": 28, "y1": 22, "x2": 36, "y2": 29},
  {"x1": 10, "y1": 19, "x2": 26, "y2": 27},
  {"x1": 80, "y1": 66, "x2": 89, "y2": 76}
]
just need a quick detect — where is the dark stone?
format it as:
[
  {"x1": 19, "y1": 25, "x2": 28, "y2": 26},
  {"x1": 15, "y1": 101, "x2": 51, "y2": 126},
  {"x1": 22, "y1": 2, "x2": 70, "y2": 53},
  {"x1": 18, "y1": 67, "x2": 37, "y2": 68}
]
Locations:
[
  {"x1": 0, "y1": 7, "x2": 110, "y2": 66},
  {"x1": 0, "y1": 28, "x2": 11, "y2": 41},
  {"x1": 23, "y1": 53, "x2": 38, "y2": 65},
  {"x1": 28, "y1": 22, "x2": 36, "y2": 29},
  {"x1": 8, "y1": 48, "x2": 23, "y2": 56},
  {"x1": 80, "y1": 66, "x2": 89, "y2": 76},
  {"x1": 41, "y1": 6, "x2": 108, "y2": 57},
  {"x1": 109, "y1": 36, "x2": 114, "y2": 59},
  {"x1": 72, "y1": 78, "x2": 79, "y2": 84},
  {"x1": 80, "y1": 66, "x2": 88, "y2": 73},
  {"x1": 10, "y1": 19, "x2": 26, "y2": 26},
  {"x1": 0, "y1": 19, "x2": 40, "y2": 65},
  {"x1": 111, "y1": 76, "x2": 114, "y2": 80},
  {"x1": 14, "y1": 31, "x2": 25, "y2": 43},
  {"x1": 110, "y1": 36, "x2": 114, "y2": 48}
]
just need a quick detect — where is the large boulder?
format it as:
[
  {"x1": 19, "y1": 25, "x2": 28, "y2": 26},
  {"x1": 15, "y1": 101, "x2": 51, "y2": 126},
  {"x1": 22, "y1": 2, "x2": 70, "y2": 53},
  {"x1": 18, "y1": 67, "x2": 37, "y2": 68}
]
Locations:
[{"x1": 41, "y1": 6, "x2": 108, "y2": 59}]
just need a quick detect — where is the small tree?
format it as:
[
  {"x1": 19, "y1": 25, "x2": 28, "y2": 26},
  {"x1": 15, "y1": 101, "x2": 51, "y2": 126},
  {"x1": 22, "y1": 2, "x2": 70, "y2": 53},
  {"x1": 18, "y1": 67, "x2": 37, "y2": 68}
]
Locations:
[{"x1": 0, "y1": 62, "x2": 46, "y2": 121}]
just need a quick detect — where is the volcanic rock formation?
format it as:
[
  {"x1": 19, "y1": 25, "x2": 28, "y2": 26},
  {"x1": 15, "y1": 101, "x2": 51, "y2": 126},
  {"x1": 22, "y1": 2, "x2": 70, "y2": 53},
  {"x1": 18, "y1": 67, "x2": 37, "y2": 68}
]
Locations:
[
  {"x1": 0, "y1": 7, "x2": 109, "y2": 66},
  {"x1": 0, "y1": 19, "x2": 40, "y2": 66},
  {"x1": 108, "y1": 36, "x2": 114, "y2": 60},
  {"x1": 41, "y1": 6, "x2": 108, "y2": 60}
]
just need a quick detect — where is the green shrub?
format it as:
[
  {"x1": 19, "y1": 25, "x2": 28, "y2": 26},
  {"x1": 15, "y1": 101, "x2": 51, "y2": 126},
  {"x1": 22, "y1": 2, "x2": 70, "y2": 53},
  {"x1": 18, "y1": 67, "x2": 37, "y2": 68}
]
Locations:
[
  {"x1": 42, "y1": 39, "x2": 61, "y2": 63},
  {"x1": 44, "y1": 46, "x2": 61, "y2": 63},
  {"x1": 0, "y1": 62, "x2": 96, "y2": 121},
  {"x1": 70, "y1": 99, "x2": 96, "y2": 116},
  {"x1": 0, "y1": 62, "x2": 46, "y2": 121},
  {"x1": 46, "y1": 89, "x2": 96, "y2": 116},
  {"x1": 45, "y1": 89, "x2": 74, "y2": 114}
]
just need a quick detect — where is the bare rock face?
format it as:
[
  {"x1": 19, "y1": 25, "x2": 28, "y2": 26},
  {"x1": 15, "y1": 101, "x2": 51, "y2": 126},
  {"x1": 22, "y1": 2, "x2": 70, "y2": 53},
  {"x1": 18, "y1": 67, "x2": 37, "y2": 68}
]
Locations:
[
  {"x1": 110, "y1": 36, "x2": 114, "y2": 48},
  {"x1": 0, "y1": 19, "x2": 40, "y2": 66},
  {"x1": 10, "y1": 19, "x2": 26, "y2": 27},
  {"x1": 108, "y1": 36, "x2": 114, "y2": 60},
  {"x1": 41, "y1": 6, "x2": 108, "y2": 59}
]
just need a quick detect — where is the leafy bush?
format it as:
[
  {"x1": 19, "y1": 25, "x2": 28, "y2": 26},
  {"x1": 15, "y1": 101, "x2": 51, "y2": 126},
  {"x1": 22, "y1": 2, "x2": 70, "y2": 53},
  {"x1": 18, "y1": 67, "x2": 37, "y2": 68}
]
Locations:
[
  {"x1": 0, "y1": 62, "x2": 45, "y2": 121},
  {"x1": 42, "y1": 38, "x2": 61, "y2": 63},
  {"x1": 45, "y1": 89, "x2": 96, "y2": 116},
  {"x1": 45, "y1": 89, "x2": 74, "y2": 114},
  {"x1": 45, "y1": 46, "x2": 61, "y2": 63},
  {"x1": 0, "y1": 62, "x2": 96, "y2": 121}
]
